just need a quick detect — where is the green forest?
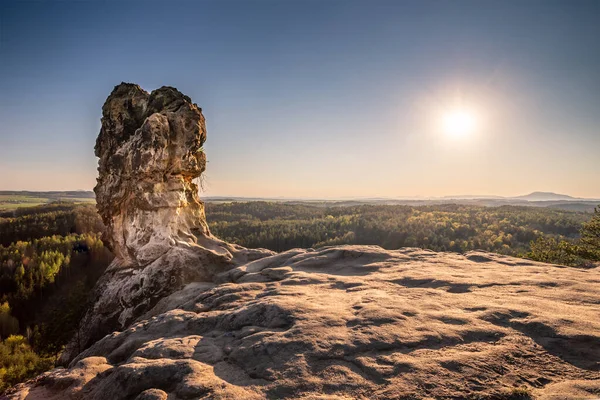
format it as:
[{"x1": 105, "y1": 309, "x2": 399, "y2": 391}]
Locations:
[
  {"x1": 206, "y1": 202, "x2": 598, "y2": 263},
  {"x1": 0, "y1": 200, "x2": 599, "y2": 392},
  {"x1": 0, "y1": 204, "x2": 112, "y2": 390}
]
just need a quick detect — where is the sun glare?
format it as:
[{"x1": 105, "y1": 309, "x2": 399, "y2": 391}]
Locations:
[{"x1": 441, "y1": 109, "x2": 477, "y2": 138}]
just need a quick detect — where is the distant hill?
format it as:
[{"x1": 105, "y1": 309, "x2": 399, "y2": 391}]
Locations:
[
  {"x1": 442, "y1": 195, "x2": 505, "y2": 200},
  {"x1": 2, "y1": 191, "x2": 597, "y2": 213},
  {"x1": 513, "y1": 191, "x2": 579, "y2": 201}
]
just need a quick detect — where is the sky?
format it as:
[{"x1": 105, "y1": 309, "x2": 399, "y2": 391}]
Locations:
[{"x1": 0, "y1": 0, "x2": 599, "y2": 198}]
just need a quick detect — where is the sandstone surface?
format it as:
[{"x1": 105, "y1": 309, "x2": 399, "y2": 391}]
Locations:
[{"x1": 8, "y1": 246, "x2": 600, "y2": 399}]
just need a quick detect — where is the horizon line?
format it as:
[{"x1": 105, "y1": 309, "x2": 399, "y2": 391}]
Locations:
[{"x1": 2, "y1": 189, "x2": 600, "y2": 202}]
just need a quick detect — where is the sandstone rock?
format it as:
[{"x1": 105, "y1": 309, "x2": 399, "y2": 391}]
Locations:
[
  {"x1": 60, "y1": 83, "x2": 273, "y2": 364},
  {"x1": 135, "y1": 389, "x2": 168, "y2": 400},
  {"x1": 94, "y1": 83, "x2": 208, "y2": 267},
  {"x1": 7, "y1": 246, "x2": 600, "y2": 399}
]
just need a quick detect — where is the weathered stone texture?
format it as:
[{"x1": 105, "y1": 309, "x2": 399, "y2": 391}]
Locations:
[{"x1": 94, "y1": 83, "x2": 209, "y2": 267}]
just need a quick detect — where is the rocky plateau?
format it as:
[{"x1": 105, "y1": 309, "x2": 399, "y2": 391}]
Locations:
[{"x1": 5, "y1": 84, "x2": 599, "y2": 400}]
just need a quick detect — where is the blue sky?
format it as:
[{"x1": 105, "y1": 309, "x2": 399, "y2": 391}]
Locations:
[{"x1": 1, "y1": 0, "x2": 599, "y2": 198}]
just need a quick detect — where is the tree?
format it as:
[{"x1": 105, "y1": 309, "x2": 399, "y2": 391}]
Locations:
[
  {"x1": 527, "y1": 236, "x2": 579, "y2": 266},
  {"x1": 0, "y1": 335, "x2": 53, "y2": 391},
  {"x1": 0, "y1": 303, "x2": 19, "y2": 339},
  {"x1": 576, "y1": 206, "x2": 600, "y2": 261}
]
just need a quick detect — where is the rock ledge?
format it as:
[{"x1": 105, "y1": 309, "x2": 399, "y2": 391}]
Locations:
[{"x1": 8, "y1": 246, "x2": 600, "y2": 399}]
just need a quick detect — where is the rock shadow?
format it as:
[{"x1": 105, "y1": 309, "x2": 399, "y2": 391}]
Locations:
[
  {"x1": 482, "y1": 310, "x2": 600, "y2": 371},
  {"x1": 392, "y1": 277, "x2": 473, "y2": 293}
]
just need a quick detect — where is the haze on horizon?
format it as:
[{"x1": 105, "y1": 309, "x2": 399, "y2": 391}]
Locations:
[{"x1": 1, "y1": 0, "x2": 599, "y2": 199}]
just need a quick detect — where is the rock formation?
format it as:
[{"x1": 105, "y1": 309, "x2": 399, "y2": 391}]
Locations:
[
  {"x1": 94, "y1": 83, "x2": 210, "y2": 267},
  {"x1": 6, "y1": 84, "x2": 600, "y2": 399},
  {"x1": 60, "y1": 83, "x2": 273, "y2": 363}
]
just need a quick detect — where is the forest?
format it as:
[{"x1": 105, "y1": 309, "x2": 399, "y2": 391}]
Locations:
[
  {"x1": 206, "y1": 202, "x2": 594, "y2": 257},
  {"x1": 0, "y1": 200, "x2": 598, "y2": 391},
  {"x1": 0, "y1": 203, "x2": 112, "y2": 390}
]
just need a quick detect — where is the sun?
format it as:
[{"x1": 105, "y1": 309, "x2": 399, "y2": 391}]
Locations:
[{"x1": 441, "y1": 109, "x2": 477, "y2": 138}]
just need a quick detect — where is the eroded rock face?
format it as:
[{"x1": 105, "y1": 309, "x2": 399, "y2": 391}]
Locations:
[
  {"x1": 59, "y1": 84, "x2": 273, "y2": 364},
  {"x1": 94, "y1": 83, "x2": 209, "y2": 267}
]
